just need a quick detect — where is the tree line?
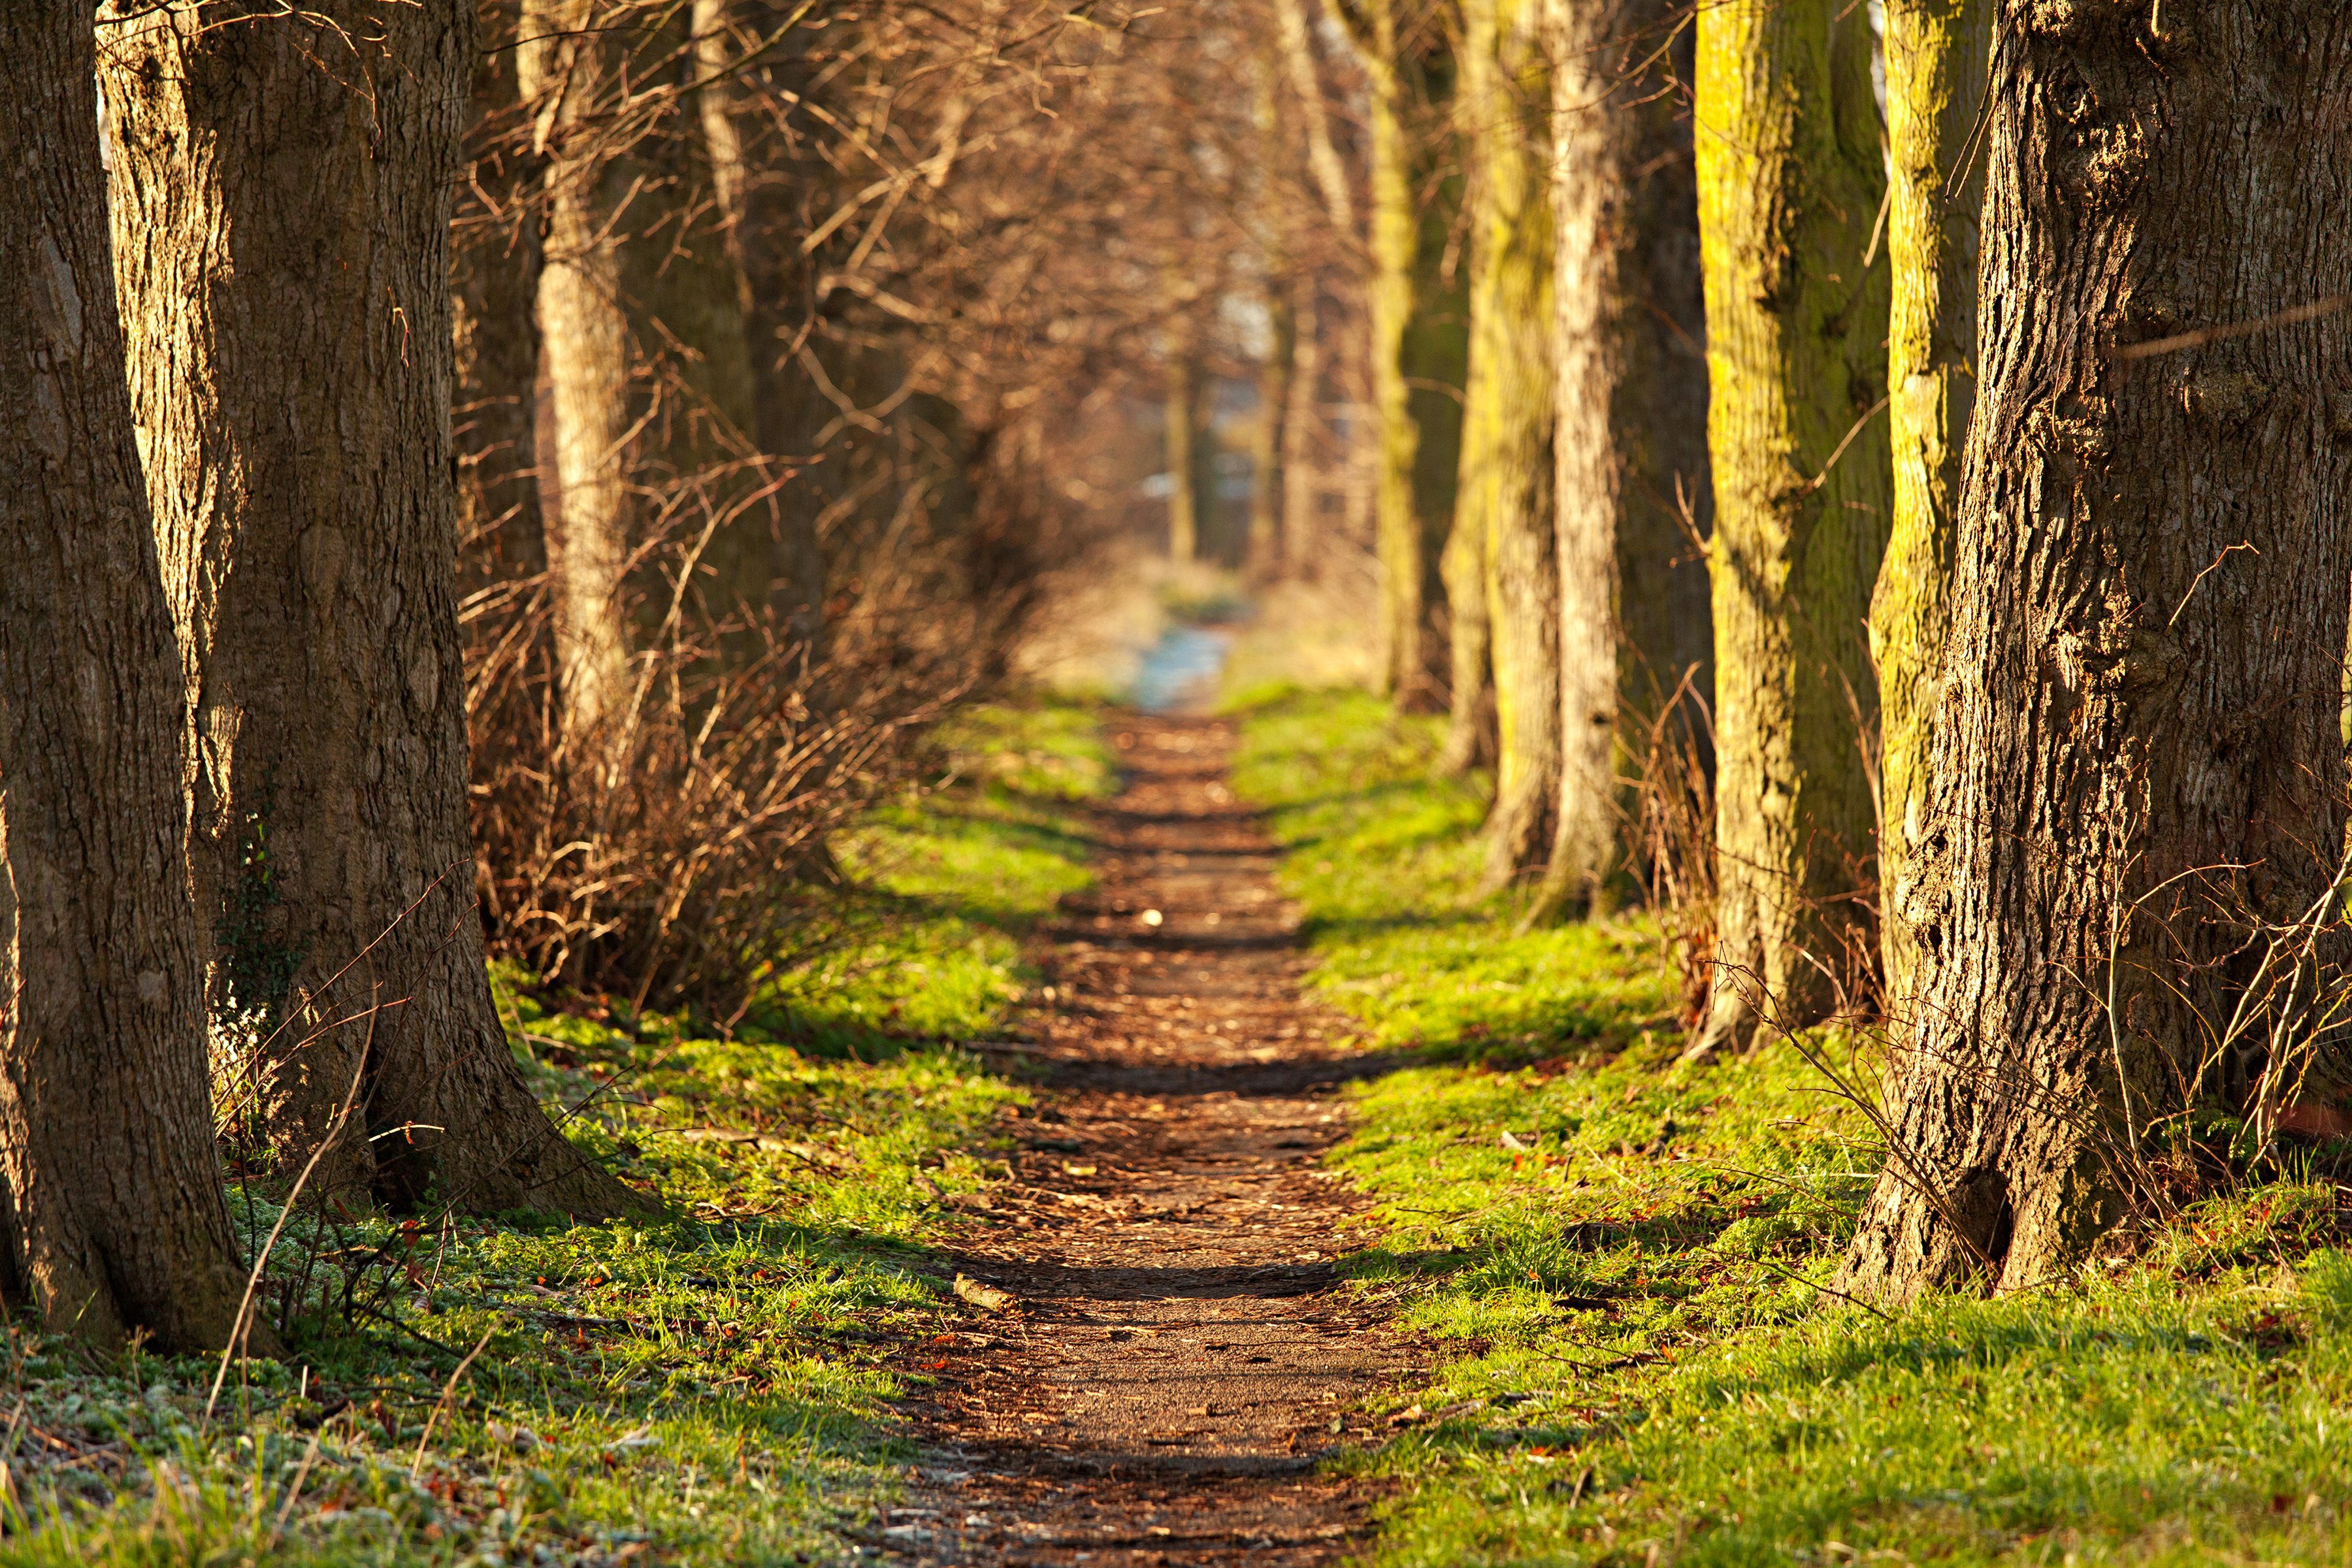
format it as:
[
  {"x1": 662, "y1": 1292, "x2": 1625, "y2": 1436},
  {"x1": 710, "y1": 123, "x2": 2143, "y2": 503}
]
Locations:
[
  {"x1": 4, "y1": 0, "x2": 1236, "y2": 1354},
  {"x1": 0, "y1": 0, "x2": 2346, "y2": 1356},
  {"x1": 1316, "y1": 0, "x2": 2352, "y2": 1303}
]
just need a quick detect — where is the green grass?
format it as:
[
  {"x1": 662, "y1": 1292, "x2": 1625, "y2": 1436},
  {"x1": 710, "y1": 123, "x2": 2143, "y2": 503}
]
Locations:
[
  {"x1": 1228, "y1": 685, "x2": 2352, "y2": 1567},
  {"x1": 0, "y1": 700, "x2": 1111, "y2": 1565}
]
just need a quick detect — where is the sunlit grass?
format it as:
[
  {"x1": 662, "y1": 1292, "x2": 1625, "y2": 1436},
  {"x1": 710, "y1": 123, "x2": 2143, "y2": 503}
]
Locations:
[
  {"x1": 1229, "y1": 685, "x2": 2352, "y2": 1567},
  {"x1": 0, "y1": 698, "x2": 1109, "y2": 1565}
]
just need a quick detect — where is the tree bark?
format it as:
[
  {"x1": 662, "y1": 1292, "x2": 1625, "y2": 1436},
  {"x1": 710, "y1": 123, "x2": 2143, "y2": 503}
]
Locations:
[
  {"x1": 101, "y1": 0, "x2": 644, "y2": 1219},
  {"x1": 1439, "y1": 457, "x2": 1498, "y2": 774},
  {"x1": 1456, "y1": 0, "x2": 1559, "y2": 885},
  {"x1": 1688, "y1": 0, "x2": 1889, "y2": 1053},
  {"x1": 1354, "y1": 3, "x2": 1455, "y2": 712},
  {"x1": 1533, "y1": 0, "x2": 1712, "y2": 921},
  {"x1": 1869, "y1": 0, "x2": 1990, "y2": 1015},
  {"x1": 1840, "y1": 0, "x2": 2352, "y2": 1303},
  {"x1": 519, "y1": 0, "x2": 639, "y2": 756},
  {"x1": 0, "y1": 3, "x2": 254, "y2": 1353}
]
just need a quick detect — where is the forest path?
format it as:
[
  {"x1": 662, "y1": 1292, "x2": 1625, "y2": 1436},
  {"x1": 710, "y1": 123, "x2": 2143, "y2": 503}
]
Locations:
[{"x1": 877, "y1": 713, "x2": 1417, "y2": 1565}]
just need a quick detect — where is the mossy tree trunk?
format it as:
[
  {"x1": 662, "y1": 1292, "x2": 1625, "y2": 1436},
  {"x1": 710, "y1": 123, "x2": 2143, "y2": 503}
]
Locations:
[
  {"x1": 1688, "y1": 0, "x2": 1890, "y2": 1053},
  {"x1": 1533, "y1": 0, "x2": 1712, "y2": 921},
  {"x1": 1348, "y1": 0, "x2": 1458, "y2": 713},
  {"x1": 101, "y1": 0, "x2": 643, "y2": 1219},
  {"x1": 1456, "y1": 0, "x2": 1558, "y2": 883},
  {"x1": 1869, "y1": 0, "x2": 1990, "y2": 1016},
  {"x1": 1840, "y1": 0, "x2": 2352, "y2": 1304},
  {"x1": 0, "y1": 2, "x2": 255, "y2": 1352}
]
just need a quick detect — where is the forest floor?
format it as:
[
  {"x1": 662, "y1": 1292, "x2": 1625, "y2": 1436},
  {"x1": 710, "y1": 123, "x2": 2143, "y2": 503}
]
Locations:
[{"x1": 875, "y1": 713, "x2": 1414, "y2": 1565}]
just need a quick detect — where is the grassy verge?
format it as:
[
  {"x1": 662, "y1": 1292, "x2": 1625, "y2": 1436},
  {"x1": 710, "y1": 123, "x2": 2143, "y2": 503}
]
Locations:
[
  {"x1": 1229, "y1": 686, "x2": 2352, "y2": 1567},
  {"x1": 0, "y1": 700, "x2": 1109, "y2": 1566}
]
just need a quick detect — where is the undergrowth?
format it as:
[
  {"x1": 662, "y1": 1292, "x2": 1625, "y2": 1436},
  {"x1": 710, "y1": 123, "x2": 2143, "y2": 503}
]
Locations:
[
  {"x1": 0, "y1": 700, "x2": 1108, "y2": 1566},
  {"x1": 1229, "y1": 685, "x2": 2352, "y2": 1567}
]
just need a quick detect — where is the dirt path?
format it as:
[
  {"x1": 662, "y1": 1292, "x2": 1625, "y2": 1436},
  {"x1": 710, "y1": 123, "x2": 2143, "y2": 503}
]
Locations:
[{"x1": 879, "y1": 714, "x2": 1416, "y2": 1565}]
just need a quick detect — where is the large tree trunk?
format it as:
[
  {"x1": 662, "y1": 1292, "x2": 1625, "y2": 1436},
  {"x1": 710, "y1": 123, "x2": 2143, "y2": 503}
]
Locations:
[
  {"x1": 1456, "y1": 0, "x2": 1558, "y2": 885},
  {"x1": 101, "y1": 0, "x2": 642, "y2": 1219},
  {"x1": 1687, "y1": 0, "x2": 1889, "y2": 1054},
  {"x1": 0, "y1": 3, "x2": 253, "y2": 1353},
  {"x1": 518, "y1": 0, "x2": 639, "y2": 757},
  {"x1": 1840, "y1": 1, "x2": 2352, "y2": 1303},
  {"x1": 1356, "y1": 5, "x2": 1458, "y2": 713},
  {"x1": 1533, "y1": 0, "x2": 1712, "y2": 921},
  {"x1": 1868, "y1": 0, "x2": 1990, "y2": 1015},
  {"x1": 453, "y1": 0, "x2": 547, "y2": 583}
]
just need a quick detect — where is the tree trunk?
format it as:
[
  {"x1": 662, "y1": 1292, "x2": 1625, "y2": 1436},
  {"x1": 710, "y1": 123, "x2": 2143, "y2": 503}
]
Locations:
[
  {"x1": 704, "y1": 0, "x2": 828, "y2": 645},
  {"x1": 1533, "y1": 0, "x2": 1713, "y2": 921},
  {"x1": 453, "y1": 0, "x2": 547, "y2": 583},
  {"x1": 101, "y1": 0, "x2": 643, "y2": 1220},
  {"x1": 519, "y1": 0, "x2": 639, "y2": 756},
  {"x1": 1839, "y1": 0, "x2": 2352, "y2": 1303},
  {"x1": 1281, "y1": 278, "x2": 1324, "y2": 579},
  {"x1": 1868, "y1": 0, "x2": 1989, "y2": 1015},
  {"x1": 1439, "y1": 463, "x2": 1497, "y2": 774},
  {"x1": 1271, "y1": 0, "x2": 1355, "y2": 235},
  {"x1": 636, "y1": 0, "x2": 772, "y2": 632},
  {"x1": 0, "y1": 3, "x2": 253, "y2": 1353},
  {"x1": 1456, "y1": 0, "x2": 1558, "y2": 885},
  {"x1": 1165, "y1": 335, "x2": 1204, "y2": 564},
  {"x1": 1357, "y1": 6, "x2": 1455, "y2": 713},
  {"x1": 1249, "y1": 49, "x2": 1296, "y2": 581},
  {"x1": 1687, "y1": 0, "x2": 1889, "y2": 1054},
  {"x1": 1251, "y1": 287, "x2": 1296, "y2": 578}
]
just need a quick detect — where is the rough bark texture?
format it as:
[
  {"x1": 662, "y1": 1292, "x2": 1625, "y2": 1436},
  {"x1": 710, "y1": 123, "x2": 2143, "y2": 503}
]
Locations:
[
  {"x1": 1840, "y1": 0, "x2": 2352, "y2": 1303},
  {"x1": 1869, "y1": 0, "x2": 1990, "y2": 1014},
  {"x1": 519, "y1": 0, "x2": 639, "y2": 752},
  {"x1": 1456, "y1": 0, "x2": 1559, "y2": 883},
  {"x1": 0, "y1": 4, "x2": 253, "y2": 1352},
  {"x1": 1690, "y1": 0, "x2": 1889, "y2": 1053},
  {"x1": 1534, "y1": 0, "x2": 1713, "y2": 920},
  {"x1": 101, "y1": 0, "x2": 642, "y2": 1219},
  {"x1": 453, "y1": 0, "x2": 547, "y2": 583}
]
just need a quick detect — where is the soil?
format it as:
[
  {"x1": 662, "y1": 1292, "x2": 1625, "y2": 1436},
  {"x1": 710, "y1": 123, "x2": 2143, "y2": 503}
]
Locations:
[{"x1": 877, "y1": 713, "x2": 1421, "y2": 1565}]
